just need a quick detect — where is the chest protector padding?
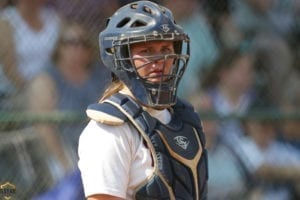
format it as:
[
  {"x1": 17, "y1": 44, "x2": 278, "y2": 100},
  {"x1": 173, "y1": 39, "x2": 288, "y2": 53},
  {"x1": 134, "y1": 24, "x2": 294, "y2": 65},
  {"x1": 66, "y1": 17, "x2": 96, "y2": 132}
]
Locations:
[{"x1": 86, "y1": 93, "x2": 208, "y2": 200}]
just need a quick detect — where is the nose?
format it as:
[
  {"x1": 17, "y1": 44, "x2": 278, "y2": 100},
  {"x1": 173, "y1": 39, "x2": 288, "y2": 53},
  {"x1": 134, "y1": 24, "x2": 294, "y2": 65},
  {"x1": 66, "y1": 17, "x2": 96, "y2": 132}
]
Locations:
[{"x1": 151, "y1": 57, "x2": 165, "y2": 69}]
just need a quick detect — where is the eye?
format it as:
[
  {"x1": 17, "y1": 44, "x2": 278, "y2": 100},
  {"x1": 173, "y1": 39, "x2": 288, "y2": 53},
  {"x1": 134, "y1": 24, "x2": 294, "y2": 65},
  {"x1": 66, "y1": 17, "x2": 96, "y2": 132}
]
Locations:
[
  {"x1": 161, "y1": 46, "x2": 173, "y2": 54},
  {"x1": 138, "y1": 48, "x2": 152, "y2": 55}
]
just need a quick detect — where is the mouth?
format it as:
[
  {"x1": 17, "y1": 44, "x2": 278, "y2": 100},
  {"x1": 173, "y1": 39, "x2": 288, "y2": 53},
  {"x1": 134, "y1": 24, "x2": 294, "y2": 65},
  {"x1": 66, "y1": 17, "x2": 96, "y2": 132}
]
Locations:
[
  {"x1": 149, "y1": 70, "x2": 164, "y2": 77},
  {"x1": 149, "y1": 69, "x2": 166, "y2": 77},
  {"x1": 146, "y1": 70, "x2": 168, "y2": 83}
]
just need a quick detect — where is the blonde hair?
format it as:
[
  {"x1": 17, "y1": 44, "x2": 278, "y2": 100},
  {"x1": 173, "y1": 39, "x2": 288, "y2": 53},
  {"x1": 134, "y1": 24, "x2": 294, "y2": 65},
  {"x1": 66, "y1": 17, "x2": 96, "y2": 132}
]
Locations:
[{"x1": 100, "y1": 79, "x2": 125, "y2": 102}]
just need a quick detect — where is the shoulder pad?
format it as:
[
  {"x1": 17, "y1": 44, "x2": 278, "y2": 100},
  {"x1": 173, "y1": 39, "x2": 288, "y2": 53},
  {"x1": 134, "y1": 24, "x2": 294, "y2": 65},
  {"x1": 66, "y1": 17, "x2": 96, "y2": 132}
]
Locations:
[{"x1": 86, "y1": 102, "x2": 127, "y2": 126}]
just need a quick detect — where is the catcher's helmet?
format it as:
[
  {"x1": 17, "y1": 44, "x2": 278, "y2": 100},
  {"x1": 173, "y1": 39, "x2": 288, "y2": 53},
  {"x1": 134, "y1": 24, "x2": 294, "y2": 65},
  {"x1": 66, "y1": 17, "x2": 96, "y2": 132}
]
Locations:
[{"x1": 99, "y1": 0, "x2": 190, "y2": 108}]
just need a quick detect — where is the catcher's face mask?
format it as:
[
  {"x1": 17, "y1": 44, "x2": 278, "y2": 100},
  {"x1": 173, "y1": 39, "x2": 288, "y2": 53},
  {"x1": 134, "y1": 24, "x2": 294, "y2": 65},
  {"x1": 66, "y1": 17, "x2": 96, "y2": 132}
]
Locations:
[{"x1": 99, "y1": 1, "x2": 190, "y2": 108}]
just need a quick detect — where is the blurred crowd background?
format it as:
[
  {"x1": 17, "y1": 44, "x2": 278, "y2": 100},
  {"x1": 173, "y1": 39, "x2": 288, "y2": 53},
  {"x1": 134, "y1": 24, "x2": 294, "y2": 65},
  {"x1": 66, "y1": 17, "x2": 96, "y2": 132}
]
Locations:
[{"x1": 0, "y1": 0, "x2": 300, "y2": 199}]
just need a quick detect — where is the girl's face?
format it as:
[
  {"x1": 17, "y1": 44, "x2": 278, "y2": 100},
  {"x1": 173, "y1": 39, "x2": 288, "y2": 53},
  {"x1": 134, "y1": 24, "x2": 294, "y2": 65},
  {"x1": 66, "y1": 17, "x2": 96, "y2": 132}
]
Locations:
[
  {"x1": 59, "y1": 25, "x2": 92, "y2": 66},
  {"x1": 220, "y1": 54, "x2": 254, "y2": 93},
  {"x1": 130, "y1": 41, "x2": 175, "y2": 83}
]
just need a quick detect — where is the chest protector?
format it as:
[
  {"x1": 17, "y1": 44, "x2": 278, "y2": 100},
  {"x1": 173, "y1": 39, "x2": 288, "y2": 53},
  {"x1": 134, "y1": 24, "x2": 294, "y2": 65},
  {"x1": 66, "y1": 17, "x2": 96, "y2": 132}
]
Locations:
[{"x1": 86, "y1": 93, "x2": 208, "y2": 200}]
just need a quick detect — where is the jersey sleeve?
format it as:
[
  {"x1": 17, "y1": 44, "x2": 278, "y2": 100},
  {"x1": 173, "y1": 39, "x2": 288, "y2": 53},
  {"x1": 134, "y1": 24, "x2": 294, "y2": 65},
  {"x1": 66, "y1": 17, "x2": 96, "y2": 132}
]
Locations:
[{"x1": 78, "y1": 120, "x2": 133, "y2": 198}]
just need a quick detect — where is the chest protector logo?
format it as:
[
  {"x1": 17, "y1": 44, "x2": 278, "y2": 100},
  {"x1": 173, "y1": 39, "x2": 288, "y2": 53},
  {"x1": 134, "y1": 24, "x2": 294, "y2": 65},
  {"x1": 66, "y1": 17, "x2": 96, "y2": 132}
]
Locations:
[{"x1": 174, "y1": 136, "x2": 190, "y2": 150}]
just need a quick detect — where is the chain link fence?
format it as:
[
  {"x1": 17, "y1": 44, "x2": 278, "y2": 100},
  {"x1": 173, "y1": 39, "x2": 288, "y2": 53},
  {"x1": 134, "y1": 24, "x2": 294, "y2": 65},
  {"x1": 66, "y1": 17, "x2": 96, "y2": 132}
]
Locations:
[{"x1": 0, "y1": 0, "x2": 300, "y2": 199}]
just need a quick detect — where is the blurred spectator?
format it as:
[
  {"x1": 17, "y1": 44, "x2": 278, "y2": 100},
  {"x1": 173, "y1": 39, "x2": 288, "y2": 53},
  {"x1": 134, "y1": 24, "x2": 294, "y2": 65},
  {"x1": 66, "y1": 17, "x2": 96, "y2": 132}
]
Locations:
[
  {"x1": 193, "y1": 48, "x2": 257, "y2": 143},
  {"x1": 230, "y1": 0, "x2": 275, "y2": 38},
  {"x1": 269, "y1": 0, "x2": 300, "y2": 41},
  {"x1": 199, "y1": 98, "x2": 257, "y2": 200},
  {"x1": 50, "y1": 0, "x2": 119, "y2": 44},
  {"x1": 254, "y1": 33, "x2": 293, "y2": 106},
  {"x1": 201, "y1": 0, "x2": 295, "y2": 106},
  {"x1": 237, "y1": 98, "x2": 300, "y2": 200},
  {"x1": 0, "y1": 0, "x2": 61, "y2": 112},
  {"x1": 0, "y1": 127, "x2": 59, "y2": 199},
  {"x1": 0, "y1": 1, "x2": 59, "y2": 198},
  {"x1": 231, "y1": 0, "x2": 300, "y2": 43},
  {"x1": 163, "y1": 0, "x2": 219, "y2": 99},
  {"x1": 202, "y1": 0, "x2": 244, "y2": 49},
  {"x1": 280, "y1": 72, "x2": 300, "y2": 150},
  {"x1": 228, "y1": 0, "x2": 295, "y2": 107},
  {"x1": 26, "y1": 21, "x2": 110, "y2": 182}
]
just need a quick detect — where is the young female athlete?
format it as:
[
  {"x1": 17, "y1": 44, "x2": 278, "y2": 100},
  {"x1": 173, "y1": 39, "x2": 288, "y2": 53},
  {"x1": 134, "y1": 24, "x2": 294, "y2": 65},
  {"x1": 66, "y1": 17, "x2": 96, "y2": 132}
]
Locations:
[{"x1": 78, "y1": 1, "x2": 208, "y2": 199}]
